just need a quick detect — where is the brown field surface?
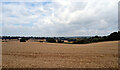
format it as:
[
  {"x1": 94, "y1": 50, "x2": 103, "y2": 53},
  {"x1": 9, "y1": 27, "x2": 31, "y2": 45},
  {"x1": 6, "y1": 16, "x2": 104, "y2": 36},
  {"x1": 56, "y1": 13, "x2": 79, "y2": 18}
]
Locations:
[{"x1": 2, "y1": 41, "x2": 118, "y2": 68}]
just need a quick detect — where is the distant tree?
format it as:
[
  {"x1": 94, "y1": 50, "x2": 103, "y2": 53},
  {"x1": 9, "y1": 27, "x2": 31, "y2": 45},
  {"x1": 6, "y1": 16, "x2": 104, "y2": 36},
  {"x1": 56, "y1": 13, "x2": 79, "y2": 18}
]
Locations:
[
  {"x1": 92, "y1": 38, "x2": 100, "y2": 42},
  {"x1": 108, "y1": 32, "x2": 120, "y2": 40},
  {"x1": 46, "y1": 38, "x2": 56, "y2": 43},
  {"x1": 102, "y1": 36, "x2": 109, "y2": 41},
  {"x1": 94, "y1": 35, "x2": 99, "y2": 38},
  {"x1": 68, "y1": 38, "x2": 76, "y2": 42},
  {"x1": 72, "y1": 39, "x2": 89, "y2": 44}
]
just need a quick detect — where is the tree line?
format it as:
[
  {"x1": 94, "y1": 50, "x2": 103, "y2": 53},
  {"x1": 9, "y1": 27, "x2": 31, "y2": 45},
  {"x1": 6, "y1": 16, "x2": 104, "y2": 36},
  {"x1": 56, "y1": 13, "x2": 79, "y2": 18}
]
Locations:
[
  {"x1": 46, "y1": 31, "x2": 120, "y2": 44},
  {"x1": 1, "y1": 31, "x2": 120, "y2": 43}
]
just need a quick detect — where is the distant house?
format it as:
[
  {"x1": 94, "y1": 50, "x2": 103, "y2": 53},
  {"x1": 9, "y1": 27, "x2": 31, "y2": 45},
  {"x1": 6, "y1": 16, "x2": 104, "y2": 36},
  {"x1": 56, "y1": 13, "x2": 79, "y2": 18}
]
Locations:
[{"x1": 18, "y1": 38, "x2": 22, "y2": 40}]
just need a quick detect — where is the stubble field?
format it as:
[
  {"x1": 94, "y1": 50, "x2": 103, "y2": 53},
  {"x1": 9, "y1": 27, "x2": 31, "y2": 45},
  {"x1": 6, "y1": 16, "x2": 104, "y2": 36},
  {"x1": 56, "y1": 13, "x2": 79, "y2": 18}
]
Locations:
[{"x1": 2, "y1": 41, "x2": 118, "y2": 68}]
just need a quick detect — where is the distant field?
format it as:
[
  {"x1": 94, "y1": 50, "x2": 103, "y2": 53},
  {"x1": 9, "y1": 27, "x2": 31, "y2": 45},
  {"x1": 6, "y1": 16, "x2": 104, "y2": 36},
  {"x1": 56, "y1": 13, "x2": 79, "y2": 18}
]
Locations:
[{"x1": 2, "y1": 41, "x2": 118, "y2": 68}]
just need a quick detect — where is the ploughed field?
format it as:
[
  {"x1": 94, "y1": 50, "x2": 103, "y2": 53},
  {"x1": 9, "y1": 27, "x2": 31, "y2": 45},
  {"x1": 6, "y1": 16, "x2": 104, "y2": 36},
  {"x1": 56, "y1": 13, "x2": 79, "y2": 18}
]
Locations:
[{"x1": 2, "y1": 41, "x2": 118, "y2": 68}]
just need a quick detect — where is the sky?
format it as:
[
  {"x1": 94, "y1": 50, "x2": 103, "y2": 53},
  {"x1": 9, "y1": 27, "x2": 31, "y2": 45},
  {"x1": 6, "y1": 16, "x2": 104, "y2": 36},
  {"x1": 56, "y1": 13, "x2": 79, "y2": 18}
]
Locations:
[{"x1": 0, "y1": 0, "x2": 119, "y2": 37}]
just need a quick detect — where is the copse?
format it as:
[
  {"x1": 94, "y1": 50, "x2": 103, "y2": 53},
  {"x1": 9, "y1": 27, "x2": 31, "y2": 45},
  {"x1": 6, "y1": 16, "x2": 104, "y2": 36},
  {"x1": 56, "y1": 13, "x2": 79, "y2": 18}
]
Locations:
[{"x1": 108, "y1": 32, "x2": 120, "y2": 40}]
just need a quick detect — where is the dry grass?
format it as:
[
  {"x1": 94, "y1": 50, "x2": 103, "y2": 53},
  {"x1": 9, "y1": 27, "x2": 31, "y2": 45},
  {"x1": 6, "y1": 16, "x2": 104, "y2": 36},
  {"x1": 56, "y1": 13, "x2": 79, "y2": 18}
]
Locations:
[{"x1": 2, "y1": 41, "x2": 118, "y2": 68}]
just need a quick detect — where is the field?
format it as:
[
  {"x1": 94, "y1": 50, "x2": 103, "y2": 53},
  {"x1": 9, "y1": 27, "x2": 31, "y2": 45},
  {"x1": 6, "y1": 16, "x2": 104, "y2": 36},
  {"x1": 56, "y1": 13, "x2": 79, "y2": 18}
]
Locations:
[{"x1": 2, "y1": 41, "x2": 118, "y2": 68}]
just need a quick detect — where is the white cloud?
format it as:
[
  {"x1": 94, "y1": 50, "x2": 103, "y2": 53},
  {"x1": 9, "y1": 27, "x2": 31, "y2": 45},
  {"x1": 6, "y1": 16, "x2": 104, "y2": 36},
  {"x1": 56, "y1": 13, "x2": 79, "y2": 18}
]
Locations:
[{"x1": 1, "y1": 0, "x2": 119, "y2": 36}]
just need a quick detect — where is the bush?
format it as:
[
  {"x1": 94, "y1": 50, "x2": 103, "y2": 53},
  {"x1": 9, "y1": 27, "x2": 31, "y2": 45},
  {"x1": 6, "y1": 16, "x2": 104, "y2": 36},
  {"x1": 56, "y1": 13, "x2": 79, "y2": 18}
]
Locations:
[
  {"x1": 20, "y1": 38, "x2": 26, "y2": 42},
  {"x1": 46, "y1": 38, "x2": 56, "y2": 43}
]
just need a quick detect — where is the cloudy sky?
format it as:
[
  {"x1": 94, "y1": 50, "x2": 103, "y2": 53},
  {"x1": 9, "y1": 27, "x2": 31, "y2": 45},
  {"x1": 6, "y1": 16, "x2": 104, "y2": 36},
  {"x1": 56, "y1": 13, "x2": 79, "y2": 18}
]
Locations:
[{"x1": 0, "y1": 0, "x2": 119, "y2": 37}]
